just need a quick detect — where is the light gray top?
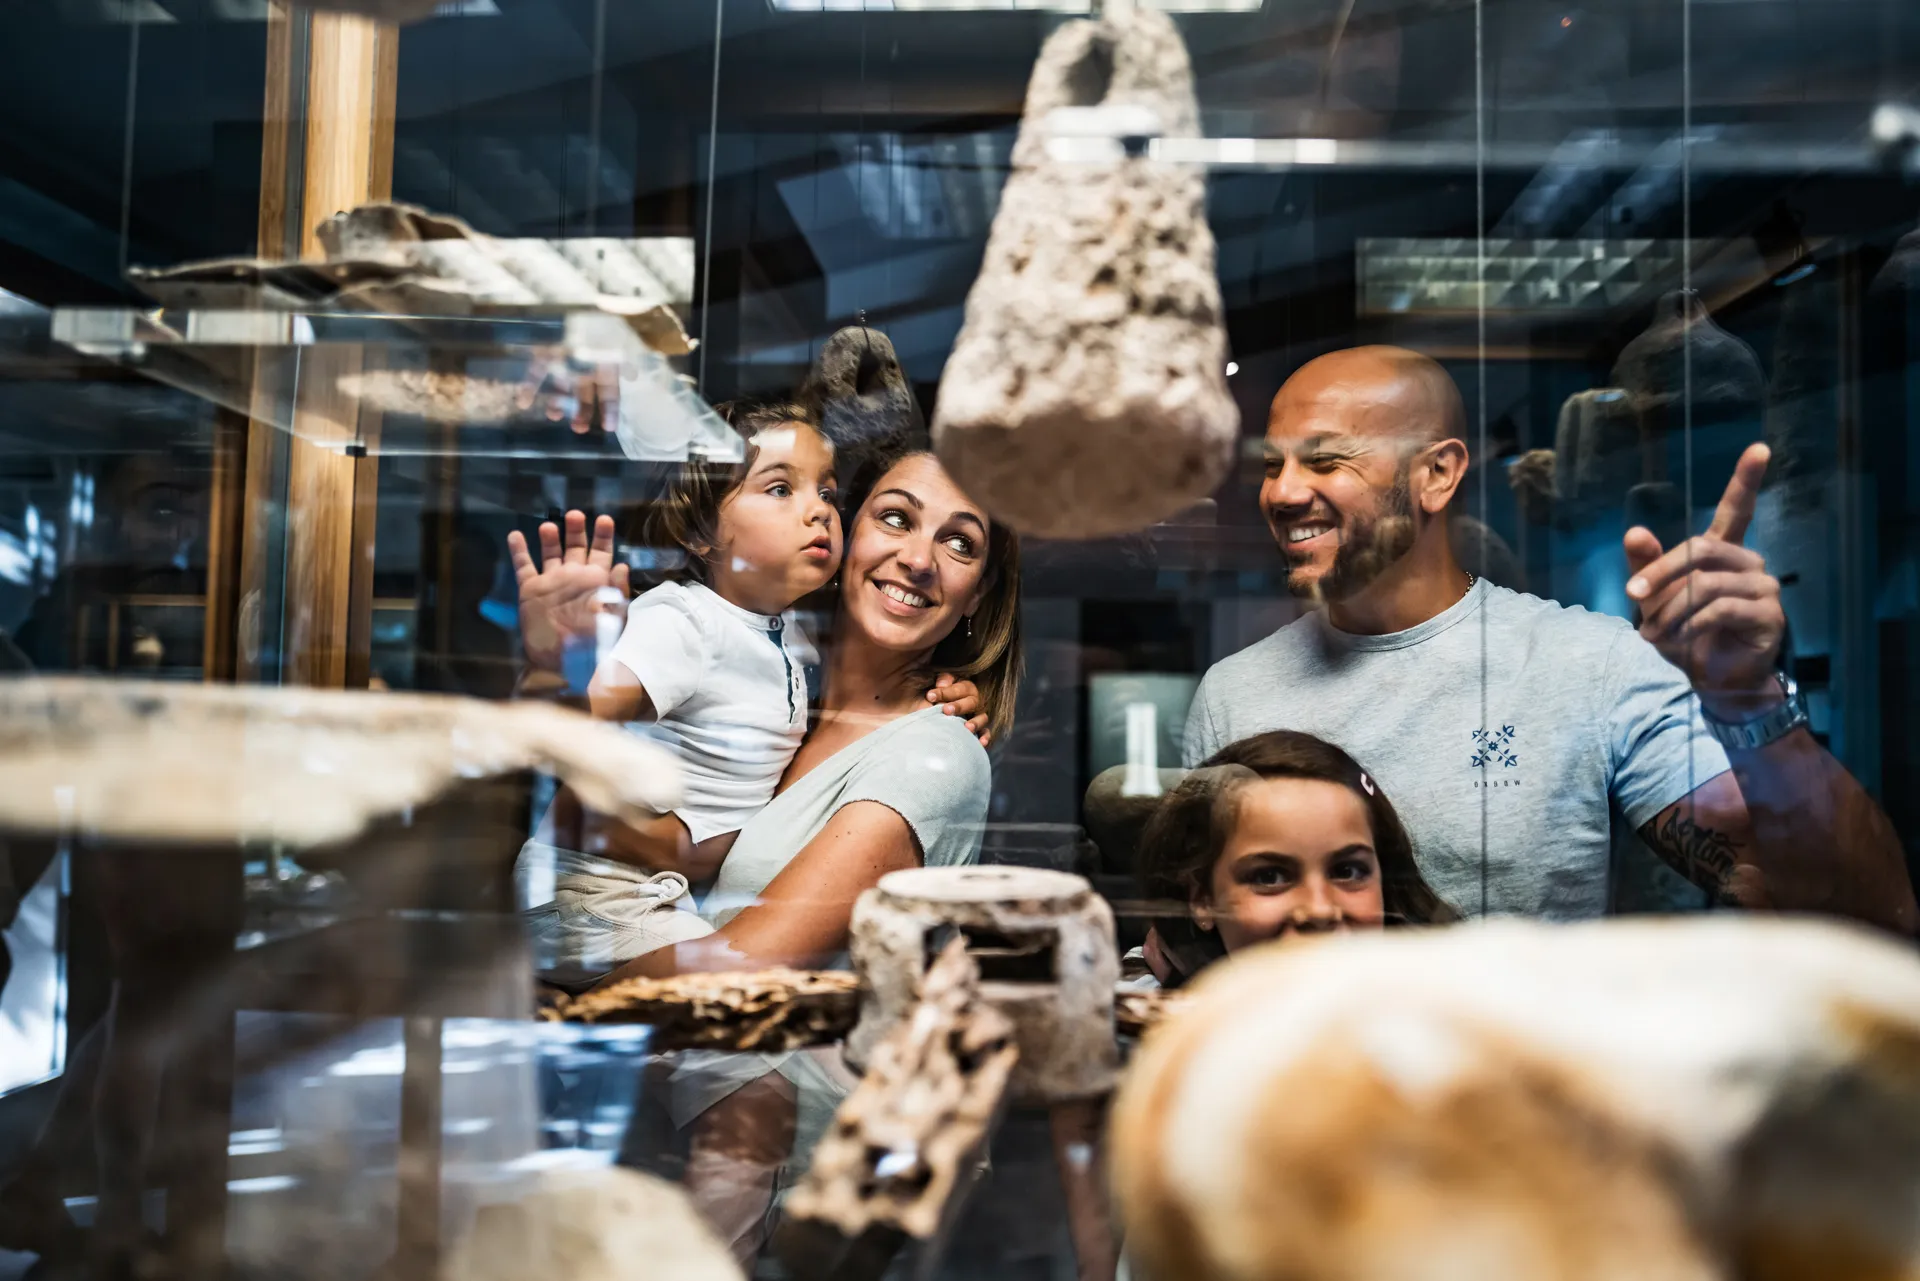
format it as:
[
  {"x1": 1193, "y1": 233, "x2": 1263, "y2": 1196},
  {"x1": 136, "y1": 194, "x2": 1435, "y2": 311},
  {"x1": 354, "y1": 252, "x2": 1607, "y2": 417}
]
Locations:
[
  {"x1": 703, "y1": 705, "x2": 990, "y2": 926},
  {"x1": 1184, "y1": 580, "x2": 1730, "y2": 920},
  {"x1": 666, "y1": 706, "x2": 990, "y2": 1142}
]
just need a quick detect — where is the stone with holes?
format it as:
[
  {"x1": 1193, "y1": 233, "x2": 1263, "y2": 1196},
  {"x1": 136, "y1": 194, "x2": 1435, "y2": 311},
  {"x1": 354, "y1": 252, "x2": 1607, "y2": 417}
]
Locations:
[
  {"x1": 931, "y1": 6, "x2": 1238, "y2": 539},
  {"x1": 800, "y1": 325, "x2": 926, "y2": 461},
  {"x1": 845, "y1": 866, "x2": 1119, "y2": 1103}
]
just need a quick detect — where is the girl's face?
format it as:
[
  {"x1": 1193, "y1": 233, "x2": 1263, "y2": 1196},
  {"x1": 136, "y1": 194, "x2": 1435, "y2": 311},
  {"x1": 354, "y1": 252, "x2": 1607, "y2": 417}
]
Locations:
[
  {"x1": 839, "y1": 454, "x2": 992, "y2": 654},
  {"x1": 710, "y1": 424, "x2": 842, "y2": 615},
  {"x1": 1195, "y1": 777, "x2": 1386, "y2": 953}
]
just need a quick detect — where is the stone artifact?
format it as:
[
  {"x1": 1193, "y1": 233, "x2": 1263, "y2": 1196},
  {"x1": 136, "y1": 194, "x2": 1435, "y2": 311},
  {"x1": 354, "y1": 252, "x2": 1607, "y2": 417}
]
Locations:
[
  {"x1": 128, "y1": 203, "x2": 693, "y2": 354},
  {"x1": 1612, "y1": 289, "x2": 1764, "y2": 424},
  {"x1": 846, "y1": 866, "x2": 1119, "y2": 1103},
  {"x1": 777, "y1": 939, "x2": 1019, "y2": 1281},
  {"x1": 1764, "y1": 280, "x2": 1840, "y2": 511},
  {"x1": 1508, "y1": 388, "x2": 1642, "y2": 526},
  {"x1": 0, "y1": 676, "x2": 683, "y2": 1281},
  {"x1": 799, "y1": 324, "x2": 926, "y2": 460},
  {"x1": 0, "y1": 677, "x2": 681, "y2": 848},
  {"x1": 1113, "y1": 916, "x2": 1920, "y2": 1281},
  {"x1": 549, "y1": 969, "x2": 862, "y2": 1052},
  {"x1": 336, "y1": 367, "x2": 529, "y2": 424},
  {"x1": 312, "y1": 203, "x2": 693, "y2": 352},
  {"x1": 445, "y1": 1166, "x2": 741, "y2": 1281},
  {"x1": 932, "y1": 6, "x2": 1238, "y2": 539}
]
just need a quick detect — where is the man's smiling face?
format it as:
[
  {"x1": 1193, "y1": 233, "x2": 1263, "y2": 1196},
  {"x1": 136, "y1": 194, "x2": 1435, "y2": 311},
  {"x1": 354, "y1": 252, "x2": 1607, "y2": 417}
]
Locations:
[{"x1": 1261, "y1": 384, "x2": 1421, "y2": 603}]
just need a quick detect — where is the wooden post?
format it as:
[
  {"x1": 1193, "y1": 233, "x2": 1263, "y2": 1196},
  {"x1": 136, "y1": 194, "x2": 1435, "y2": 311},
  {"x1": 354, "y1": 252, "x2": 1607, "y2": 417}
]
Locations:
[{"x1": 222, "y1": 2, "x2": 398, "y2": 689}]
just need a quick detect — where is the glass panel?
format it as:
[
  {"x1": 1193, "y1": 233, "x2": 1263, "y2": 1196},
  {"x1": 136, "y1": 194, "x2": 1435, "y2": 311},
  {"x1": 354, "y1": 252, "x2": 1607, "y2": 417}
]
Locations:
[{"x1": 4, "y1": 0, "x2": 1920, "y2": 1276}]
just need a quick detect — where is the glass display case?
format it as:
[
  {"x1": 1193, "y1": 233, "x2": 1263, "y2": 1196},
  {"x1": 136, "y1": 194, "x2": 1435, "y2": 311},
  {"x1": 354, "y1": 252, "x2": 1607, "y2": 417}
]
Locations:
[{"x1": 4, "y1": 1, "x2": 1920, "y2": 1279}]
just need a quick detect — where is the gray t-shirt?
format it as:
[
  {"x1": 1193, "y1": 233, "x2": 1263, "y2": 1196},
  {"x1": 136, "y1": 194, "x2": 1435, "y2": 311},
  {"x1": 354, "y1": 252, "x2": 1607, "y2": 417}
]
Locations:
[
  {"x1": 669, "y1": 705, "x2": 989, "y2": 1137},
  {"x1": 1183, "y1": 580, "x2": 1730, "y2": 920},
  {"x1": 705, "y1": 704, "x2": 990, "y2": 925}
]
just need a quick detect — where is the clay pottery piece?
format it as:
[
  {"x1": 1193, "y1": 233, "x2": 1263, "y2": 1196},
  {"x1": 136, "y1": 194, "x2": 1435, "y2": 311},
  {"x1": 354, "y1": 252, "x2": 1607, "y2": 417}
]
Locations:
[
  {"x1": 1113, "y1": 916, "x2": 1920, "y2": 1281},
  {"x1": 932, "y1": 6, "x2": 1238, "y2": 539},
  {"x1": 1611, "y1": 289, "x2": 1764, "y2": 424}
]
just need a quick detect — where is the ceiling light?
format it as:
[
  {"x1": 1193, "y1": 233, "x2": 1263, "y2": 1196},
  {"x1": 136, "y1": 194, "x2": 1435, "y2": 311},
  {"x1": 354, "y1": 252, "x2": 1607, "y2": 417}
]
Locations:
[{"x1": 1357, "y1": 238, "x2": 1692, "y2": 314}]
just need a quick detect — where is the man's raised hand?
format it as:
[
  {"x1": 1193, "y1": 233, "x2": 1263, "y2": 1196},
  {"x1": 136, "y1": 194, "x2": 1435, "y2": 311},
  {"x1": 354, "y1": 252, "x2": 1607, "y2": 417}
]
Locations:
[{"x1": 1624, "y1": 443, "x2": 1786, "y2": 719}]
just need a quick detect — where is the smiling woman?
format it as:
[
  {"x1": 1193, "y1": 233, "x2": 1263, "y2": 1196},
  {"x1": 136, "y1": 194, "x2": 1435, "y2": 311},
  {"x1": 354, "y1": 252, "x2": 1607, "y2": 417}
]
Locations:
[{"x1": 833, "y1": 449, "x2": 1025, "y2": 740}]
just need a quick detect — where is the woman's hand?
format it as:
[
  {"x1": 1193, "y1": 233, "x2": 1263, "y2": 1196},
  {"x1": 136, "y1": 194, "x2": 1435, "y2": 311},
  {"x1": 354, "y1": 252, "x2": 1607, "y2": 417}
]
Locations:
[
  {"x1": 508, "y1": 510, "x2": 629, "y2": 675},
  {"x1": 927, "y1": 673, "x2": 991, "y2": 746}
]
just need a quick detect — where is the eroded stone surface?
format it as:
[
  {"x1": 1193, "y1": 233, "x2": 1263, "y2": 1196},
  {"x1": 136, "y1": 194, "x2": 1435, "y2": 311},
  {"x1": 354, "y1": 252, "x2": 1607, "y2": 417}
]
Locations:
[
  {"x1": 446, "y1": 1166, "x2": 741, "y2": 1281},
  {"x1": 550, "y1": 969, "x2": 861, "y2": 1052},
  {"x1": 932, "y1": 7, "x2": 1237, "y2": 539},
  {"x1": 1113, "y1": 916, "x2": 1920, "y2": 1281},
  {"x1": 0, "y1": 677, "x2": 681, "y2": 848},
  {"x1": 847, "y1": 866, "x2": 1118, "y2": 1102},
  {"x1": 800, "y1": 325, "x2": 926, "y2": 460},
  {"x1": 781, "y1": 939, "x2": 1017, "y2": 1257}
]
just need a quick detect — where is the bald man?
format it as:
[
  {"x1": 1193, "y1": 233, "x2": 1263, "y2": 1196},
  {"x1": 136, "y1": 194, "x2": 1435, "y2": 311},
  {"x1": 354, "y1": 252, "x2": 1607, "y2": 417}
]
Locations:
[{"x1": 1182, "y1": 346, "x2": 1915, "y2": 931}]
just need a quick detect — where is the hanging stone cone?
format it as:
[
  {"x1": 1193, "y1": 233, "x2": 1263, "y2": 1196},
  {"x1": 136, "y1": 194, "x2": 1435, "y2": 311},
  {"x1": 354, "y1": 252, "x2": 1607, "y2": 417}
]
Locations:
[
  {"x1": 799, "y1": 325, "x2": 927, "y2": 459},
  {"x1": 932, "y1": 6, "x2": 1238, "y2": 539},
  {"x1": 1611, "y1": 288, "x2": 1764, "y2": 424}
]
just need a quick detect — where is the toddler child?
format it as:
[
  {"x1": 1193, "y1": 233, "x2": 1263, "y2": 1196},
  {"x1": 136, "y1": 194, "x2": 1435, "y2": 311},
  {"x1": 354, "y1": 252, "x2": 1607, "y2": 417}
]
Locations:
[{"x1": 523, "y1": 401, "x2": 841, "y2": 988}]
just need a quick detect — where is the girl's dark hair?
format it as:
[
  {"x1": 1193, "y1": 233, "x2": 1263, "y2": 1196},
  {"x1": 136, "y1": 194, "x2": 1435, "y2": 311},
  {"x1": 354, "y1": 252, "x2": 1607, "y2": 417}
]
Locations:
[
  {"x1": 1138, "y1": 730, "x2": 1458, "y2": 985},
  {"x1": 638, "y1": 400, "x2": 824, "y2": 586},
  {"x1": 839, "y1": 440, "x2": 1024, "y2": 738}
]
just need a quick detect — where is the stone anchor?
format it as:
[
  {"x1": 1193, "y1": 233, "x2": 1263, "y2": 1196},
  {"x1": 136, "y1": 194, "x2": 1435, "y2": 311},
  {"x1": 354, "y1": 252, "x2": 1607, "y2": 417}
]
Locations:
[{"x1": 933, "y1": 6, "x2": 1238, "y2": 539}]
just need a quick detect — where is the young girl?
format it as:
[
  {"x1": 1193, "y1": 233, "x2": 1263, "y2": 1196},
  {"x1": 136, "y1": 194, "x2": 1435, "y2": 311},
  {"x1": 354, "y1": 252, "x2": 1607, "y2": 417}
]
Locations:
[
  {"x1": 1134, "y1": 730, "x2": 1458, "y2": 988},
  {"x1": 523, "y1": 402, "x2": 845, "y2": 988}
]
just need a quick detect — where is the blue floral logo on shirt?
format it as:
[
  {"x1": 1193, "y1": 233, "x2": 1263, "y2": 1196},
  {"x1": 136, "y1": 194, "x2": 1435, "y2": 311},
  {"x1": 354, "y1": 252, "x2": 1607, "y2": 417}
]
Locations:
[{"x1": 1470, "y1": 725, "x2": 1519, "y2": 769}]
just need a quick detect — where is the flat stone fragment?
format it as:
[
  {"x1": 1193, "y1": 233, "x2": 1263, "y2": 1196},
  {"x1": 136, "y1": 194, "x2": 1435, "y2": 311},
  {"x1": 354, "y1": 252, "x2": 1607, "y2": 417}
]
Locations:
[
  {"x1": 932, "y1": 7, "x2": 1237, "y2": 539},
  {"x1": 445, "y1": 1166, "x2": 741, "y2": 1281},
  {"x1": 0, "y1": 677, "x2": 681, "y2": 849},
  {"x1": 549, "y1": 969, "x2": 861, "y2": 1052},
  {"x1": 1113, "y1": 916, "x2": 1920, "y2": 1281}
]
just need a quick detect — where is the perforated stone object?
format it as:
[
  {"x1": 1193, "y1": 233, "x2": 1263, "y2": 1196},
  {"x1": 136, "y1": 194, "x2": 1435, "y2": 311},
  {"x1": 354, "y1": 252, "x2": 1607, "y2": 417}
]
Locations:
[
  {"x1": 845, "y1": 866, "x2": 1119, "y2": 1103},
  {"x1": 932, "y1": 6, "x2": 1237, "y2": 539}
]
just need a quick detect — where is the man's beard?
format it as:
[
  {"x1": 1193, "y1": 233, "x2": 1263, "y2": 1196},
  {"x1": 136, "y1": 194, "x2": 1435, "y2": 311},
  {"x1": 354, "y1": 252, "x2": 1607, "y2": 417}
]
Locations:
[{"x1": 1286, "y1": 465, "x2": 1418, "y2": 605}]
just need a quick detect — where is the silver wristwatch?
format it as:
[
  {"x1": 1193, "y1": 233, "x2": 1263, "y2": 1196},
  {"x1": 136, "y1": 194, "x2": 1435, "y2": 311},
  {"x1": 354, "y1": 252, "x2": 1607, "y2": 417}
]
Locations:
[{"x1": 1700, "y1": 672, "x2": 1809, "y2": 751}]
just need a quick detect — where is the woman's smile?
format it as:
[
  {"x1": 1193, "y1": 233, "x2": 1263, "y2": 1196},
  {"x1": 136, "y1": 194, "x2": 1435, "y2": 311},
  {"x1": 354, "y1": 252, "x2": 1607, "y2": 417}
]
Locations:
[{"x1": 872, "y1": 578, "x2": 934, "y2": 614}]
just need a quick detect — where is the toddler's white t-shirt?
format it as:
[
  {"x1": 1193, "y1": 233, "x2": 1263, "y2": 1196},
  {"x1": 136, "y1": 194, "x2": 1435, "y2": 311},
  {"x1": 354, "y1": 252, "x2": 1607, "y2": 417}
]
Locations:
[{"x1": 602, "y1": 580, "x2": 815, "y2": 845}]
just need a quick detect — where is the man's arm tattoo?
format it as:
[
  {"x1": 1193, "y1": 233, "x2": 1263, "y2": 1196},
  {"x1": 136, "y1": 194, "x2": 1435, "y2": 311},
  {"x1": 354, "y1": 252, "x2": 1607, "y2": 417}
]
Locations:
[{"x1": 1641, "y1": 807, "x2": 1741, "y2": 898}]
